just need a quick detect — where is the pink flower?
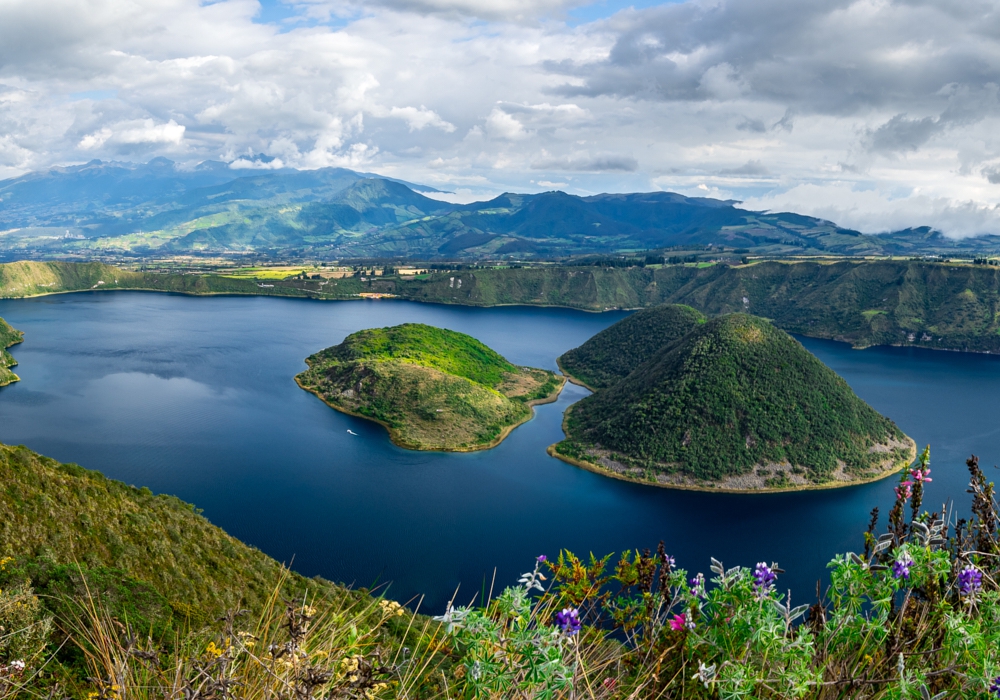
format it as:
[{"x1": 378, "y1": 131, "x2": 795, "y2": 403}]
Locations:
[
  {"x1": 895, "y1": 480, "x2": 914, "y2": 501},
  {"x1": 669, "y1": 613, "x2": 690, "y2": 631}
]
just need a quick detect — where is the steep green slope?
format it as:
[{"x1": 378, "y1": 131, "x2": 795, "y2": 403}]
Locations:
[
  {"x1": 558, "y1": 304, "x2": 705, "y2": 390},
  {"x1": 12, "y1": 259, "x2": 1000, "y2": 356},
  {"x1": 0, "y1": 316, "x2": 23, "y2": 386},
  {"x1": 555, "y1": 314, "x2": 913, "y2": 491},
  {"x1": 296, "y1": 324, "x2": 563, "y2": 450},
  {"x1": 0, "y1": 442, "x2": 340, "y2": 626},
  {"x1": 389, "y1": 261, "x2": 1000, "y2": 353}
]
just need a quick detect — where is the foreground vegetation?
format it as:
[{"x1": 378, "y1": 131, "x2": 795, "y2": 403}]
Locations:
[
  {"x1": 0, "y1": 440, "x2": 437, "y2": 696},
  {"x1": 296, "y1": 323, "x2": 563, "y2": 450},
  {"x1": 0, "y1": 317, "x2": 21, "y2": 387},
  {"x1": 557, "y1": 314, "x2": 913, "y2": 491},
  {"x1": 4, "y1": 445, "x2": 1000, "y2": 699}
]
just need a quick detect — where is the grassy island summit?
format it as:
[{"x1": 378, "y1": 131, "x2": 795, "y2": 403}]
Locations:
[
  {"x1": 0, "y1": 316, "x2": 23, "y2": 387},
  {"x1": 558, "y1": 304, "x2": 706, "y2": 390},
  {"x1": 296, "y1": 323, "x2": 564, "y2": 451},
  {"x1": 554, "y1": 313, "x2": 915, "y2": 492}
]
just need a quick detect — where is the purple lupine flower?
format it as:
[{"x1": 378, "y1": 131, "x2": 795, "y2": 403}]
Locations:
[
  {"x1": 753, "y1": 562, "x2": 777, "y2": 598},
  {"x1": 957, "y1": 565, "x2": 983, "y2": 596},
  {"x1": 536, "y1": 555, "x2": 547, "y2": 563},
  {"x1": 555, "y1": 608, "x2": 581, "y2": 636},
  {"x1": 892, "y1": 551, "x2": 914, "y2": 580},
  {"x1": 989, "y1": 676, "x2": 1000, "y2": 697},
  {"x1": 690, "y1": 573, "x2": 706, "y2": 598}
]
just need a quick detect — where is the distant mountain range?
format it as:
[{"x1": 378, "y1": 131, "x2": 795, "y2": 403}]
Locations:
[{"x1": 2, "y1": 158, "x2": 1000, "y2": 260}]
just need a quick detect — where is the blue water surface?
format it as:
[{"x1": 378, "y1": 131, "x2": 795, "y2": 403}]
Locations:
[{"x1": 0, "y1": 292, "x2": 996, "y2": 612}]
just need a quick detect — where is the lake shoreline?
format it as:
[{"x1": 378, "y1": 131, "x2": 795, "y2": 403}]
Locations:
[
  {"x1": 9, "y1": 285, "x2": 1000, "y2": 359},
  {"x1": 548, "y1": 401, "x2": 917, "y2": 495},
  {"x1": 295, "y1": 372, "x2": 566, "y2": 453}
]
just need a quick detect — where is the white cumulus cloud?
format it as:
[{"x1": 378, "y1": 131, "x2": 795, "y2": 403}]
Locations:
[{"x1": 1, "y1": 0, "x2": 1000, "y2": 235}]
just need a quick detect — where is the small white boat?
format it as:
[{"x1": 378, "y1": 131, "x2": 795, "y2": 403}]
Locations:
[{"x1": 347, "y1": 429, "x2": 358, "y2": 436}]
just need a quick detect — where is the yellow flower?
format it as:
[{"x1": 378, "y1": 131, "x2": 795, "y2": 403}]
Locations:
[
  {"x1": 378, "y1": 599, "x2": 405, "y2": 617},
  {"x1": 205, "y1": 641, "x2": 224, "y2": 658}
]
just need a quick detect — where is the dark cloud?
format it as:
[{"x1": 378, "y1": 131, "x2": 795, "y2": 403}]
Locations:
[
  {"x1": 531, "y1": 153, "x2": 638, "y2": 171},
  {"x1": 545, "y1": 0, "x2": 1000, "y2": 119},
  {"x1": 866, "y1": 114, "x2": 941, "y2": 153},
  {"x1": 718, "y1": 160, "x2": 769, "y2": 176},
  {"x1": 736, "y1": 117, "x2": 766, "y2": 133}
]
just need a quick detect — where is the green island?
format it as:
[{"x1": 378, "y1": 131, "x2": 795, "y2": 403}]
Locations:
[
  {"x1": 557, "y1": 303, "x2": 706, "y2": 390},
  {"x1": 0, "y1": 316, "x2": 24, "y2": 387},
  {"x1": 554, "y1": 313, "x2": 916, "y2": 492},
  {"x1": 295, "y1": 323, "x2": 564, "y2": 451}
]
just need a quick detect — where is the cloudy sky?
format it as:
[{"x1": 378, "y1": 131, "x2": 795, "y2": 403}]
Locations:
[{"x1": 2, "y1": 0, "x2": 1000, "y2": 235}]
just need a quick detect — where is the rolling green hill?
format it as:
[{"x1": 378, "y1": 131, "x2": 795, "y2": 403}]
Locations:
[
  {"x1": 558, "y1": 304, "x2": 705, "y2": 390},
  {"x1": 554, "y1": 314, "x2": 914, "y2": 491},
  {"x1": 295, "y1": 323, "x2": 563, "y2": 450},
  {"x1": 9, "y1": 158, "x2": 1000, "y2": 259},
  {"x1": 0, "y1": 442, "x2": 344, "y2": 628},
  {"x1": 0, "y1": 316, "x2": 23, "y2": 386}
]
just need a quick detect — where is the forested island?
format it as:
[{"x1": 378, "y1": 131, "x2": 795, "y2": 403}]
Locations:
[
  {"x1": 555, "y1": 312, "x2": 915, "y2": 492},
  {"x1": 0, "y1": 317, "x2": 23, "y2": 387},
  {"x1": 296, "y1": 323, "x2": 563, "y2": 451},
  {"x1": 558, "y1": 304, "x2": 706, "y2": 390}
]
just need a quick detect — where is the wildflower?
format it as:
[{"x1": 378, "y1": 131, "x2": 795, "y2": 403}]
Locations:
[
  {"x1": 603, "y1": 678, "x2": 618, "y2": 690},
  {"x1": 892, "y1": 551, "x2": 914, "y2": 580},
  {"x1": 205, "y1": 641, "x2": 224, "y2": 658},
  {"x1": 2, "y1": 660, "x2": 25, "y2": 677},
  {"x1": 957, "y1": 565, "x2": 983, "y2": 597},
  {"x1": 536, "y1": 554, "x2": 547, "y2": 563},
  {"x1": 989, "y1": 676, "x2": 1000, "y2": 698},
  {"x1": 895, "y1": 480, "x2": 914, "y2": 501},
  {"x1": 753, "y1": 562, "x2": 777, "y2": 598},
  {"x1": 555, "y1": 607, "x2": 582, "y2": 636},
  {"x1": 664, "y1": 554, "x2": 676, "y2": 569},
  {"x1": 379, "y1": 599, "x2": 406, "y2": 617},
  {"x1": 669, "y1": 613, "x2": 694, "y2": 631},
  {"x1": 692, "y1": 662, "x2": 717, "y2": 688},
  {"x1": 910, "y1": 466, "x2": 932, "y2": 483},
  {"x1": 690, "y1": 572, "x2": 706, "y2": 598}
]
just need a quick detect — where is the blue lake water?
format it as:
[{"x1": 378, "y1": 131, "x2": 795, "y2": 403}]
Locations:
[{"x1": 0, "y1": 291, "x2": 998, "y2": 612}]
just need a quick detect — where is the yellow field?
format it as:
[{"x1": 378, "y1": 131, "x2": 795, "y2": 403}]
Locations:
[{"x1": 222, "y1": 267, "x2": 312, "y2": 280}]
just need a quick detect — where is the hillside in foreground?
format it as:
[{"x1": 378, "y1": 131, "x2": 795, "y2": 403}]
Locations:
[
  {"x1": 558, "y1": 304, "x2": 705, "y2": 390},
  {"x1": 296, "y1": 323, "x2": 563, "y2": 450},
  {"x1": 555, "y1": 314, "x2": 914, "y2": 491},
  {"x1": 0, "y1": 441, "x2": 344, "y2": 628}
]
